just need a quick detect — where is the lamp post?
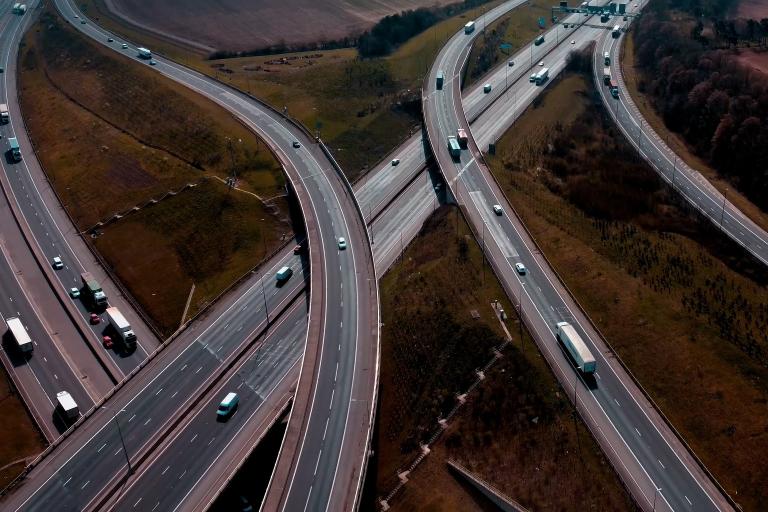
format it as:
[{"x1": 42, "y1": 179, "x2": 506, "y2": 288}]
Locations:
[{"x1": 102, "y1": 406, "x2": 132, "y2": 475}]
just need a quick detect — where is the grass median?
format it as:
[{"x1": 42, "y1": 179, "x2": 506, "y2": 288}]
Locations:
[
  {"x1": 369, "y1": 205, "x2": 633, "y2": 510},
  {"x1": 487, "y1": 65, "x2": 768, "y2": 511},
  {"x1": 19, "y1": 6, "x2": 293, "y2": 335}
]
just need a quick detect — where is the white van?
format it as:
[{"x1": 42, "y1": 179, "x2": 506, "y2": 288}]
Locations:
[
  {"x1": 276, "y1": 266, "x2": 293, "y2": 283},
  {"x1": 217, "y1": 392, "x2": 239, "y2": 420}
]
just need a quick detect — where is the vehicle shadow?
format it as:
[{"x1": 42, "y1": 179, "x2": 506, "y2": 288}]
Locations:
[{"x1": 2, "y1": 331, "x2": 32, "y2": 367}]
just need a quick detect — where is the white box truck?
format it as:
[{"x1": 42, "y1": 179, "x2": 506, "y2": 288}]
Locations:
[
  {"x1": 464, "y1": 21, "x2": 475, "y2": 34},
  {"x1": 556, "y1": 322, "x2": 596, "y2": 374},
  {"x1": 0, "y1": 103, "x2": 9, "y2": 123},
  {"x1": 106, "y1": 306, "x2": 137, "y2": 351},
  {"x1": 603, "y1": 67, "x2": 611, "y2": 85},
  {"x1": 7, "y1": 317, "x2": 33, "y2": 354},
  {"x1": 534, "y1": 67, "x2": 549, "y2": 85},
  {"x1": 137, "y1": 47, "x2": 152, "y2": 59},
  {"x1": 56, "y1": 391, "x2": 79, "y2": 420}
]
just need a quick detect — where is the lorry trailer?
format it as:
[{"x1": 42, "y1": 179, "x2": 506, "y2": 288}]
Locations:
[
  {"x1": 436, "y1": 70, "x2": 444, "y2": 90},
  {"x1": 56, "y1": 391, "x2": 79, "y2": 420},
  {"x1": 106, "y1": 307, "x2": 137, "y2": 351},
  {"x1": 612, "y1": 24, "x2": 621, "y2": 38},
  {"x1": 556, "y1": 322, "x2": 596, "y2": 374},
  {"x1": 8, "y1": 137, "x2": 21, "y2": 162},
  {"x1": 464, "y1": 21, "x2": 475, "y2": 34},
  {"x1": 81, "y1": 272, "x2": 108, "y2": 307},
  {"x1": 137, "y1": 47, "x2": 152, "y2": 59},
  {"x1": 604, "y1": 51, "x2": 611, "y2": 65},
  {"x1": 7, "y1": 317, "x2": 33, "y2": 354},
  {"x1": 447, "y1": 136, "x2": 461, "y2": 159},
  {"x1": 534, "y1": 67, "x2": 549, "y2": 85},
  {"x1": 0, "y1": 103, "x2": 8, "y2": 123}
]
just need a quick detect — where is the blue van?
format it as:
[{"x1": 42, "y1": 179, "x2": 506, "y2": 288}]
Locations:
[{"x1": 217, "y1": 392, "x2": 239, "y2": 420}]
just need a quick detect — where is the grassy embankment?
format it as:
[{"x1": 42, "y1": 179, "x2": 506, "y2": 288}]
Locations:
[
  {"x1": 487, "y1": 67, "x2": 768, "y2": 511},
  {"x1": 463, "y1": 0, "x2": 549, "y2": 86},
  {"x1": 19, "y1": 7, "x2": 291, "y2": 335},
  {"x1": 371, "y1": 205, "x2": 634, "y2": 510},
  {"x1": 621, "y1": 25, "x2": 768, "y2": 233},
  {"x1": 78, "y1": 0, "x2": 543, "y2": 180},
  {"x1": 0, "y1": 369, "x2": 45, "y2": 487}
]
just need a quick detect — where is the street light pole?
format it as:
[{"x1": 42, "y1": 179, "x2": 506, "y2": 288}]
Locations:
[
  {"x1": 720, "y1": 188, "x2": 727, "y2": 228},
  {"x1": 102, "y1": 407, "x2": 132, "y2": 475},
  {"x1": 261, "y1": 277, "x2": 269, "y2": 322}
]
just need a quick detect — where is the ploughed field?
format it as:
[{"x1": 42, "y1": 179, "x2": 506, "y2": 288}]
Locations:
[{"x1": 99, "y1": 0, "x2": 455, "y2": 51}]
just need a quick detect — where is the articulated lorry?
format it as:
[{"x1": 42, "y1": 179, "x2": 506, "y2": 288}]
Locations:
[
  {"x1": 464, "y1": 21, "x2": 475, "y2": 34},
  {"x1": 81, "y1": 272, "x2": 108, "y2": 307},
  {"x1": 56, "y1": 391, "x2": 79, "y2": 421},
  {"x1": 137, "y1": 47, "x2": 152, "y2": 59},
  {"x1": 556, "y1": 322, "x2": 596, "y2": 374},
  {"x1": 7, "y1": 317, "x2": 33, "y2": 354},
  {"x1": 436, "y1": 70, "x2": 444, "y2": 90},
  {"x1": 0, "y1": 104, "x2": 8, "y2": 123},
  {"x1": 106, "y1": 307, "x2": 137, "y2": 351},
  {"x1": 8, "y1": 137, "x2": 21, "y2": 162},
  {"x1": 447, "y1": 136, "x2": 461, "y2": 160}
]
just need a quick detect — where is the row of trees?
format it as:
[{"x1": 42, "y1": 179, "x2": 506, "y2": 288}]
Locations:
[
  {"x1": 633, "y1": 7, "x2": 768, "y2": 210},
  {"x1": 358, "y1": 0, "x2": 491, "y2": 58}
]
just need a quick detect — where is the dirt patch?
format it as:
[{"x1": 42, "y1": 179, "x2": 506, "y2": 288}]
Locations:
[
  {"x1": 737, "y1": 0, "x2": 768, "y2": 19},
  {"x1": 0, "y1": 368, "x2": 46, "y2": 488},
  {"x1": 736, "y1": 49, "x2": 768, "y2": 75},
  {"x1": 488, "y1": 68, "x2": 768, "y2": 512},
  {"x1": 19, "y1": 7, "x2": 291, "y2": 335},
  {"x1": 102, "y1": 0, "x2": 457, "y2": 52},
  {"x1": 369, "y1": 205, "x2": 633, "y2": 511}
]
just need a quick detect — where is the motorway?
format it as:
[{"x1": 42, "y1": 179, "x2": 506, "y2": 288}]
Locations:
[
  {"x1": 596, "y1": 29, "x2": 768, "y2": 266},
  {"x1": 423, "y1": 2, "x2": 732, "y2": 512},
  {"x1": 0, "y1": 1, "x2": 159, "y2": 385}
]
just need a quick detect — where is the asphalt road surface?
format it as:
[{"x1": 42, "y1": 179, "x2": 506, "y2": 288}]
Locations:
[{"x1": 422, "y1": 3, "x2": 732, "y2": 511}]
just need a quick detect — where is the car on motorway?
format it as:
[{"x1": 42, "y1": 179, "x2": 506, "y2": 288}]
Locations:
[
  {"x1": 149, "y1": 60, "x2": 157, "y2": 66},
  {"x1": 276, "y1": 266, "x2": 293, "y2": 283},
  {"x1": 90, "y1": 313, "x2": 101, "y2": 325},
  {"x1": 0, "y1": 67, "x2": 4, "y2": 73},
  {"x1": 492, "y1": 204, "x2": 503, "y2": 215},
  {"x1": 508, "y1": 60, "x2": 514, "y2": 67},
  {"x1": 69, "y1": 288, "x2": 81, "y2": 299},
  {"x1": 102, "y1": 336, "x2": 113, "y2": 349},
  {"x1": 73, "y1": 14, "x2": 78, "y2": 18},
  {"x1": 571, "y1": 40, "x2": 576, "y2": 44},
  {"x1": 292, "y1": 141, "x2": 301, "y2": 148},
  {"x1": 529, "y1": 73, "x2": 537, "y2": 83},
  {"x1": 483, "y1": 83, "x2": 492, "y2": 93},
  {"x1": 538, "y1": 60, "x2": 544, "y2": 66},
  {"x1": 337, "y1": 237, "x2": 347, "y2": 250},
  {"x1": 293, "y1": 244, "x2": 303, "y2": 255},
  {"x1": 391, "y1": 158, "x2": 400, "y2": 166},
  {"x1": 515, "y1": 263, "x2": 527, "y2": 275},
  {"x1": 80, "y1": 19, "x2": 86, "y2": 24},
  {"x1": 107, "y1": 37, "x2": 114, "y2": 43},
  {"x1": 52, "y1": 256, "x2": 64, "y2": 270},
  {"x1": 122, "y1": 43, "x2": 128, "y2": 49},
  {"x1": 217, "y1": 392, "x2": 239, "y2": 420}
]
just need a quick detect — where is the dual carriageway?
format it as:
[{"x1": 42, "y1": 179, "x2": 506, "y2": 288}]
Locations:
[{"x1": 1, "y1": 0, "x2": 764, "y2": 509}]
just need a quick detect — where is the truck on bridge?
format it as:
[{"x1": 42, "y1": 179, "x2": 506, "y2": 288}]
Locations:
[
  {"x1": 106, "y1": 307, "x2": 137, "y2": 352},
  {"x1": 556, "y1": 322, "x2": 596, "y2": 374},
  {"x1": 447, "y1": 136, "x2": 461, "y2": 160},
  {"x1": 7, "y1": 317, "x2": 33, "y2": 354},
  {"x1": 81, "y1": 272, "x2": 108, "y2": 308},
  {"x1": 0, "y1": 103, "x2": 8, "y2": 124}
]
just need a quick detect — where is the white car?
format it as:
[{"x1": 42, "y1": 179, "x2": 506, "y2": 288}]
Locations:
[
  {"x1": 492, "y1": 204, "x2": 503, "y2": 216},
  {"x1": 122, "y1": 43, "x2": 128, "y2": 49},
  {"x1": 52, "y1": 256, "x2": 64, "y2": 270},
  {"x1": 337, "y1": 237, "x2": 347, "y2": 250},
  {"x1": 515, "y1": 263, "x2": 527, "y2": 275},
  {"x1": 571, "y1": 40, "x2": 576, "y2": 44},
  {"x1": 391, "y1": 158, "x2": 400, "y2": 166},
  {"x1": 508, "y1": 60, "x2": 515, "y2": 67},
  {"x1": 538, "y1": 61, "x2": 544, "y2": 66},
  {"x1": 69, "y1": 287, "x2": 81, "y2": 298}
]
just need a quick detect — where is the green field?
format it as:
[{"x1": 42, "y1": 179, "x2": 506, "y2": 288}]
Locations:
[
  {"x1": 19, "y1": 7, "x2": 291, "y2": 334},
  {"x1": 487, "y1": 68, "x2": 768, "y2": 512},
  {"x1": 373, "y1": 205, "x2": 633, "y2": 511}
]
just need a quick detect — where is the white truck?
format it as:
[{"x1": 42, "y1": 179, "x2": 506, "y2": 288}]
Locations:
[
  {"x1": 603, "y1": 67, "x2": 611, "y2": 85},
  {"x1": 137, "y1": 47, "x2": 152, "y2": 59},
  {"x1": 0, "y1": 103, "x2": 9, "y2": 124},
  {"x1": 556, "y1": 322, "x2": 596, "y2": 374},
  {"x1": 464, "y1": 21, "x2": 475, "y2": 34},
  {"x1": 612, "y1": 24, "x2": 622, "y2": 38},
  {"x1": 7, "y1": 317, "x2": 33, "y2": 354},
  {"x1": 56, "y1": 391, "x2": 79, "y2": 421},
  {"x1": 106, "y1": 306, "x2": 137, "y2": 351},
  {"x1": 534, "y1": 67, "x2": 549, "y2": 86}
]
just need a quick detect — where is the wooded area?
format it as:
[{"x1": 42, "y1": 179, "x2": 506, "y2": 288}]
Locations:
[{"x1": 633, "y1": 0, "x2": 768, "y2": 210}]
